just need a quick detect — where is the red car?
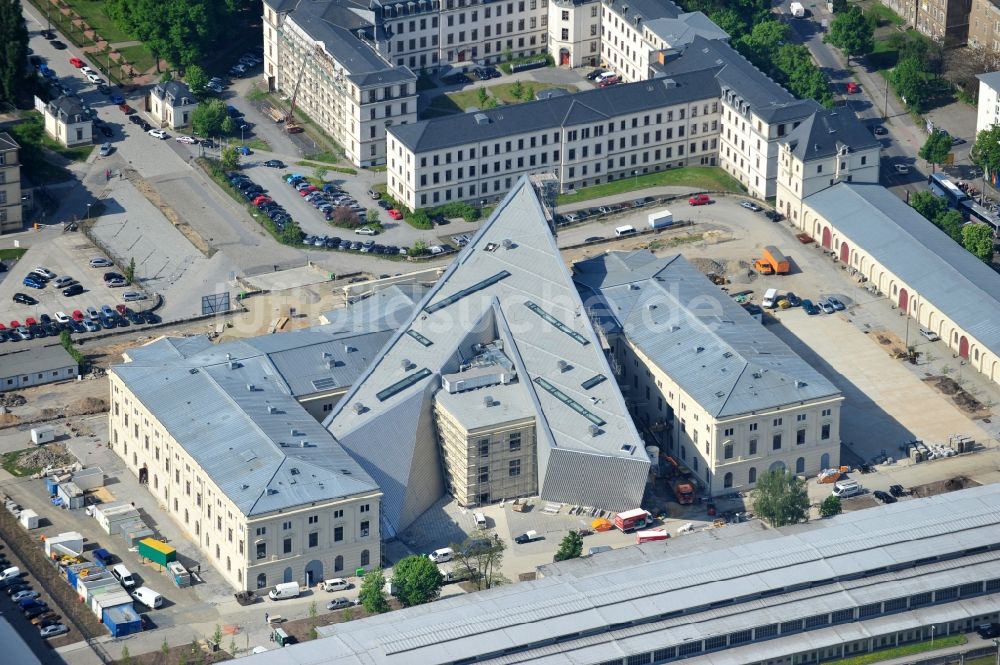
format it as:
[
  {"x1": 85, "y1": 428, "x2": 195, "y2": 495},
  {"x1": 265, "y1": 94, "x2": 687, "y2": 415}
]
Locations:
[
  {"x1": 24, "y1": 317, "x2": 37, "y2": 326},
  {"x1": 846, "y1": 82, "x2": 859, "y2": 94},
  {"x1": 10, "y1": 320, "x2": 20, "y2": 329},
  {"x1": 120, "y1": 104, "x2": 135, "y2": 115},
  {"x1": 299, "y1": 185, "x2": 318, "y2": 196},
  {"x1": 598, "y1": 75, "x2": 620, "y2": 88},
  {"x1": 0, "y1": 323, "x2": 5, "y2": 330},
  {"x1": 688, "y1": 194, "x2": 712, "y2": 206},
  {"x1": 69, "y1": 57, "x2": 84, "y2": 68},
  {"x1": 388, "y1": 209, "x2": 403, "y2": 220},
  {"x1": 253, "y1": 195, "x2": 272, "y2": 206},
  {"x1": 72, "y1": 310, "x2": 84, "y2": 322}
]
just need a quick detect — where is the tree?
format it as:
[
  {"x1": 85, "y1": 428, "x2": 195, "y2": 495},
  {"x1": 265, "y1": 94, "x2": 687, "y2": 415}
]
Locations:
[
  {"x1": 510, "y1": 80, "x2": 524, "y2": 100},
  {"x1": 919, "y1": 130, "x2": 952, "y2": 172},
  {"x1": 221, "y1": 145, "x2": 240, "y2": 171},
  {"x1": 936, "y1": 209, "x2": 965, "y2": 243},
  {"x1": 192, "y1": 98, "x2": 228, "y2": 137},
  {"x1": 963, "y1": 223, "x2": 995, "y2": 263},
  {"x1": 410, "y1": 239, "x2": 428, "y2": 256},
  {"x1": 185, "y1": 64, "x2": 208, "y2": 94},
  {"x1": 366, "y1": 208, "x2": 380, "y2": 225},
  {"x1": 736, "y1": 20, "x2": 789, "y2": 69},
  {"x1": 830, "y1": 0, "x2": 848, "y2": 12},
  {"x1": 909, "y1": 190, "x2": 949, "y2": 222},
  {"x1": 221, "y1": 115, "x2": 236, "y2": 135},
  {"x1": 708, "y1": 8, "x2": 748, "y2": 38},
  {"x1": 160, "y1": 71, "x2": 173, "y2": 83},
  {"x1": 392, "y1": 555, "x2": 443, "y2": 607},
  {"x1": 0, "y1": 0, "x2": 29, "y2": 107},
  {"x1": 124, "y1": 257, "x2": 136, "y2": 285},
  {"x1": 751, "y1": 469, "x2": 809, "y2": 527},
  {"x1": 314, "y1": 165, "x2": 328, "y2": 182},
  {"x1": 330, "y1": 206, "x2": 360, "y2": 227},
  {"x1": 121, "y1": 645, "x2": 132, "y2": 665},
  {"x1": 819, "y1": 495, "x2": 842, "y2": 518},
  {"x1": 826, "y1": 6, "x2": 874, "y2": 63},
  {"x1": 890, "y1": 57, "x2": 928, "y2": 111},
  {"x1": 452, "y1": 534, "x2": 507, "y2": 591},
  {"x1": 358, "y1": 568, "x2": 389, "y2": 614},
  {"x1": 522, "y1": 84, "x2": 535, "y2": 101},
  {"x1": 477, "y1": 87, "x2": 489, "y2": 107},
  {"x1": 971, "y1": 124, "x2": 1000, "y2": 177},
  {"x1": 553, "y1": 531, "x2": 583, "y2": 562}
]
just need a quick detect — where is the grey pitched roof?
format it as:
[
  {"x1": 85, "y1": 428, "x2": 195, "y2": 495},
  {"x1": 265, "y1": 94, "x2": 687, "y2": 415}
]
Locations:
[
  {"x1": 573, "y1": 251, "x2": 841, "y2": 418},
  {"x1": 325, "y1": 177, "x2": 648, "y2": 535},
  {"x1": 47, "y1": 96, "x2": 88, "y2": 122},
  {"x1": 782, "y1": 108, "x2": 880, "y2": 161},
  {"x1": 152, "y1": 81, "x2": 195, "y2": 106},
  {"x1": 239, "y1": 484, "x2": 1000, "y2": 665},
  {"x1": 267, "y1": 0, "x2": 410, "y2": 79},
  {"x1": 654, "y1": 36, "x2": 819, "y2": 123},
  {"x1": 805, "y1": 183, "x2": 1000, "y2": 357},
  {"x1": 977, "y1": 70, "x2": 1000, "y2": 91},
  {"x1": 389, "y1": 71, "x2": 717, "y2": 152},
  {"x1": 0, "y1": 345, "x2": 78, "y2": 377},
  {"x1": 322, "y1": 283, "x2": 431, "y2": 331},
  {"x1": 604, "y1": 0, "x2": 683, "y2": 22},
  {"x1": 0, "y1": 132, "x2": 18, "y2": 151},
  {"x1": 644, "y1": 12, "x2": 730, "y2": 47}
]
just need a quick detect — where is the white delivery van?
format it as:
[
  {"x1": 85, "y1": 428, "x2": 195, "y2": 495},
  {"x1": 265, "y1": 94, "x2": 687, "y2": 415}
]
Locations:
[
  {"x1": 614, "y1": 225, "x2": 637, "y2": 237},
  {"x1": 832, "y1": 480, "x2": 863, "y2": 498},
  {"x1": 474, "y1": 512, "x2": 487, "y2": 529},
  {"x1": 0, "y1": 566, "x2": 20, "y2": 582},
  {"x1": 132, "y1": 586, "x2": 163, "y2": 609},
  {"x1": 322, "y1": 578, "x2": 351, "y2": 592},
  {"x1": 268, "y1": 581, "x2": 300, "y2": 600},
  {"x1": 762, "y1": 288, "x2": 779, "y2": 309},
  {"x1": 429, "y1": 547, "x2": 454, "y2": 564},
  {"x1": 111, "y1": 564, "x2": 136, "y2": 589}
]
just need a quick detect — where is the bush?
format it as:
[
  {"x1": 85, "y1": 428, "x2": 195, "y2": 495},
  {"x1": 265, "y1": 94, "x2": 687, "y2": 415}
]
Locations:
[
  {"x1": 406, "y1": 209, "x2": 434, "y2": 229},
  {"x1": 330, "y1": 206, "x2": 362, "y2": 228}
]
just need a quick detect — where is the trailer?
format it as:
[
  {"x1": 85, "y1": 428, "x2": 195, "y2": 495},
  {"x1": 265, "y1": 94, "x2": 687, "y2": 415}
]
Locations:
[
  {"x1": 167, "y1": 561, "x2": 191, "y2": 588},
  {"x1": 635, "y1": 529, "x2": 669, "y2": 544},
  {"x1": 45, "y1": 531, "x2": 84, "y2": 558},
  {"x1": 71, "y1": 467, "x2": 105, "y2": 491},
  {"x1": 56, "y1": 482, "x2": 85, "y2": 510},
  {"x1": 103, "y1": 604, "x2": 142, "y2": 638},
  {"x1": 19, "y1": 509, "x2": 39, "y2": 530},
  {"x1": 647, "y1": 209, "x2": 674, "y2": 230},
  {"x1": 614, "y1": 508, "x2": 651, "y2": 533},
  {"x1": 31, "y1": 426, "x2": 56, "y2": 445},
  {"x1": 138, "y1": 538, "x2": 176, "y2": 568}
]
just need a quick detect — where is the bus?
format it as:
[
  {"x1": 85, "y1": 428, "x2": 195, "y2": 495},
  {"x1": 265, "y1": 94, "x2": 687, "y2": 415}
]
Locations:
[
  {"x1": 961, "y1": 200, "x2": 1000, "y2": 234},
  {"x1": 928, "y1": 172, "x2": 969, "y2": 207}
]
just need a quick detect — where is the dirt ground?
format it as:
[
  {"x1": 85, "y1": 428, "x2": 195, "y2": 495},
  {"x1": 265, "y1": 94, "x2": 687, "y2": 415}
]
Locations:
[
  {"x1": 109, "y1": 642, "x2": 232, "y2": 665},
  {"x1": 909, "y1": 475, "x2": 980, "y2": 498},
  {"x1": 0, "y1": 376, "x2": 109, "y2": 430},
  {"x1": 923, "y1": 376, "x2": 990, "y2": 417}
]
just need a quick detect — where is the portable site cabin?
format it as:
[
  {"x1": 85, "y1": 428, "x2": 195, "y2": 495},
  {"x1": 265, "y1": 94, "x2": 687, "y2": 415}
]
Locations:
[
  {"x1": 93, "y1": 503, "x2": 140, "y2": 535},
  {"x1": 64, "y1": 561, "x2": 103, "y2": 588},
  {"x1": 77, "y1": 573, "x2": 117, "y2": 604},
  {"x1": 138, "y1": 538, "x2": 176, "y2": 568},
  {"x1": 91, "y1": 588, "x2": 133, "y2": 618},
  {"x1": 121, "y1": 523, "x2": 155, "y2": 548},
  {"x1": 103, "y1": 604, "x2": 141, "y2": 638},
  {"x1": 167, "y1": 560, "x2": 190, "y2": 587},
  {"x1": 19, "y1": 509, "x2": 39, "y2": 530},
  {"x1": 56, "y1": 482, "x2": 85, "y2": 510},
  {"x1": 71, "y1": 467, "x2": 104, "y2": 491},
  {"x1": 45, "y1": 531, "x2": 84, "y2": 558}
]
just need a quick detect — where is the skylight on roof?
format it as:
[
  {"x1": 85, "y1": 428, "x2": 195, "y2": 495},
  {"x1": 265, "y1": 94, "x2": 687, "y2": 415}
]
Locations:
[
  {"x1": 524, "y1": 301, "x2": 590, "y2": 345},
  {"x1": 376, "y1": 368, "x2": 432, "y2": 402},
  {"x1": 533, "y1": 377, "x2": 606, "y2": 426},
  {"x1": 312, "y1": 377, "x2": 339, "y2": 391},
  {"x1": 406, "y1": 330, "x2": 433, "y2": 347},
  {"x1": 424, "y1": 271, "x2": 511, "y2": 314},
  {"x1": 581, "y1": 374, "x2": 607, "y2": 390}
]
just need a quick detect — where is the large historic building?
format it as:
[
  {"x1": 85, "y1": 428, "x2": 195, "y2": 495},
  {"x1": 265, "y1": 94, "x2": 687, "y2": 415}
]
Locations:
[{"x1": 0, "y1": 133, "x2": 22, "y2": 235}]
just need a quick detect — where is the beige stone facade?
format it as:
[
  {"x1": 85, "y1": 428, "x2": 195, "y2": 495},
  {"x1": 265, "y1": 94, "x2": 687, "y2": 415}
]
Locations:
[
  {"x1": 0, "y1": 134, "x2": 22, "y2": 235},
  {"x1": 882, "y1": 0, "x2": 972, "y2": 48},
  {"x1": 43, "y1": 98, "x2": 92, "y2": 148}
]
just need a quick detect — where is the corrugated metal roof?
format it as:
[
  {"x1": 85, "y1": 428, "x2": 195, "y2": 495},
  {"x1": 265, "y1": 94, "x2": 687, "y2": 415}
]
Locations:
[
  {"x1": 325, "y1": 177, "x2": 648, "y2": 534},
  {"x1": 574, "y1": 251, "x2": 841, "y2": 417},
  {"x1": 237, "y1": 484, "x2": 1000, "y2": 665},
  {"x1": 806, "y1": 183, "x2": 1000, "y2": 356},
  {"x1": 0, "y1": 345, "x2": 78, "y2": 378}
]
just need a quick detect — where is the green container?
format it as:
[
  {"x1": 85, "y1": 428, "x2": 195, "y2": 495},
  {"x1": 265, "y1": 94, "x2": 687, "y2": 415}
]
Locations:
[{"x1": 138, "y1": 538, "x2": 176, "y2": 567}]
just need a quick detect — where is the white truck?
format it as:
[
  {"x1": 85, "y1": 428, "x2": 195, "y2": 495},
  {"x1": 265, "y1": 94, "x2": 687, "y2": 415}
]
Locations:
[
  {"x1": 647, "y1": 209, "x2": 674, "y2": 230},
  {"x1": 790, "y1": 2, "x2": 805, "y2": 17}
]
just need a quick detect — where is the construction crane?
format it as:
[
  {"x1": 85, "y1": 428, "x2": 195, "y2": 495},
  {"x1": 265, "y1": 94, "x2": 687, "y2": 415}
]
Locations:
[{"x1": 283, "y1": 53, "x2": 308, "y2": 133}]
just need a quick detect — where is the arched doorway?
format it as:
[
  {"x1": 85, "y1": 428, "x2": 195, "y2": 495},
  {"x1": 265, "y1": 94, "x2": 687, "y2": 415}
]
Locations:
[
  {"x1": 820, "y1": 452, "x2": 830, "y2": 470},
  {"x1": 282, "y1": 567, "x2": 293, "y2": 584},
  {"x1": 822, "y1": 227, "x2": 832, "y2": 249},
  {"x1": 796, "y1": 457, "x2": 805, "y2": 474},
  {"x1": 724, "y1": 472, "x2": 733, "y2": 488},
  {"x1": 898, "y1": 288, "x2": 908, "y2": 310},
  {"x1": 256, "y1": 573, "x2": 267, "y2": 589},
  {"x1": 559, "y1": 49, "x2": 570, "y2": 66},
  {"x1": 959, "y1": 335, "x2": 969, "y2": 359},
  {"x1": 304, "y1": 560, "x2": 323, "y2": 587},
  {"x1": 839, "y1": 241, "x2": 850, "y2": 263},
  {"x1": 334, "y1": 555, "x2": 344, "y2": 573},
  {"x1": 769, "y1": 460, "x2": 786, "y2": 473}
]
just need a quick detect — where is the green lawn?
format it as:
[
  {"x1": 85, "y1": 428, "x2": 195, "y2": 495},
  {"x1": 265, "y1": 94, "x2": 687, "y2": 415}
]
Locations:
[
  {"x1": 7, "y1": 116, "x2": 88, "y2": 183},
  {"x1": 430, "y1": 81, "x2": 569, "y2": 114},
  {"x1": 0, "y1": 248, "x2": 27, "y2": 261},
  {"x1": 862, "y1": 1, "x2": 904, "y2": 26},
  {"x1": 823, "y1": 635, "x2": 966, "y2": 665},
  {"x1": 557, "y1": 167, "x2": 744, "y2": 205},
  {"x1": 1, "y1": 449, "x2": 46, "y2": 477},
  {"x1": 489, "y1": 81, "x2": 566, "y2": 103},
  {"x1": 243, "y1": 138, "x2": 271, "y2": 152},
  {"x1": 117, "y1": 44, "x2": 157, "y2": 75},
  {"x1": 62, "y1": 0, "x2": 133, "y2": 43}
]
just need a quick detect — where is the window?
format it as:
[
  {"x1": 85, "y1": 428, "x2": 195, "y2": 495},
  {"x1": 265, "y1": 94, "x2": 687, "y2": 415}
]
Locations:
[
  {"x1": 821, "y1": 423, "x2": 831, "y2": 440},
  {"x1": 308, "y1": 515, "x2": 318, "y2": 525},
  {"x1": 723, "y1": 472, "x2": 733, "y2": 488},
  {"x1": 748, "y1": 467, "x2": 757, "y2": 483},
  {"x1": 749, "y1": 422, "x2": 757, "y2": 431},
  {"x1": 360, "y1": 504, "x2": 370, "y2": 513},
  {"x1": 772, "y1": 433, "x2": 782, "y2": 450},
  {"x1": 749, "y1": 439, "x2": 757, "y2": 455},
  {"x1": 796, "y1": 414, "x2": 807, "y2": 422},
  {"x1": 479, "y1": 466, "x2": 489, "y2": 483},
  {"x1": 361, "y1": 549, "x2": 370, "y2": 566},
  {"x1": 796, "y1": 457, "x2": 805, "y2": 473},
  {"x1": 334, "y1": 526, "x2": 343, "y2": 542},
  {"x1": 257, "y1": 573, "x2": 267, "y2": 589},
  {"x1": 509, "y1": 432, "x2": 521, "y2": 451},
  {"x1": 723, "y1": 443, "x2": 733, "y2": 460},
  {"x1": 282, "y1": 521, "x2": 292, "y2": 531},
  {"x1": 723, "y1": 427, "x2": 734, "y2": 437},
  {"x1": 479, "y1": 439, "x2": 490, "y2": 457},
  {"x1": 256, "y1": 526, "x2": 266, "y2": 536},
  {"x1": 561, "y1": 9, "x2": 569, "y2": 19},
  {"x1": 283, "y1": 538, "x2": 292, "y2": 554},
  {"x1": 773, "y1": 417, "x2": 783, "y2": 427},
  {"x1": 796, "y1": 429, "x2": 806, "y2": 444},
  {"x1": 335, "y1": 555, "x2": 344, "y2": 572},
  {"x1": 256, "y1": 542, "x2": 266, "y2": 560},
  {"x1": 308, "y1": 532, "x2": 318, "y2": 548},
  {"x1": 360, "y1": 520, "x2": 370, "y2": 537},
  {"x1": 509, "y1": 459, "x2": 521, "y2": 477},
  {"x1": 821, "y1": 408, "x2": 832, "y2": 417}
]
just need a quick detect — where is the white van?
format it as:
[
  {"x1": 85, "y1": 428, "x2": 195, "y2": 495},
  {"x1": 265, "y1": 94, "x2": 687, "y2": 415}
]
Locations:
[
  {"x1": 0, "y1": 566, "x2": 20, "y2": 582},
  {"x1": 762, "y1": 288, "x2": 779, "y2": 309},
  {"x1": 132, "y1": 586, "x2": 162, "y2": 609},
  {"x1": 268, "y1": 581, "x2": 300, "y2": 600},
  {"x1": 429, "y1": 547, "x2": 454, "y2": 564},
  {"x1": 122, "y1": 291, "x2": 148, "y2": 302},
  {"x1": 111, "y1": 564, "x2": 136, "y2": 589},
  {"x1": 832, "y1": 480, "x2": 863, "y2": 498},
  {"x1": 614, "y1": 225, "x2": 637, "y2": 237},
  {"x1": 321, "y1": 578, "x2": 351, "y2": 592},
  {"x1": 474, "y1": 512, "x2": 487, "y2": 529}
]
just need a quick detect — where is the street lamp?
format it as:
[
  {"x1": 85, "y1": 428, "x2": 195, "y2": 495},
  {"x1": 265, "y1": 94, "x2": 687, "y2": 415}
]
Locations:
[
  {"x1": 633, "y1": 170, "x2": 639, "y2": 188},
  {"x1": 929, "y1": 625, "x2": 935, "y2": 649},
  {"x1": 85, "y1": 203, "x2": 92, "y2": 220},
  {"x1": 992, "y1": 637, "x2": 999, "y2": 665}
]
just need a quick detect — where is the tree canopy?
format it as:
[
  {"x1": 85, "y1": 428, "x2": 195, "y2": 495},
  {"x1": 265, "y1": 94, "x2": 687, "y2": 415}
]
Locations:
[
  {"x1": 971, "y1": 124, "x2": 1000, "y2": 177},
  {"x1": 909, "y1": 190, "x2": 949, "y2": 223},
  {"x1": 962, "y1": 223, "x2": 995, "y2": 263},
  {"x1": 451, "y1": 534, "x2": 507, "y2": 591},
  {"x1": 192, "y1": 98, "x2": 228, "y2": 137},
  {"x1": 919, "y1": 130, "x2": 952, "y2": 171},
  {"x1": 553, "y1": 531, "x2": 584, "y2": 562},
  {"x1": 0, "y1": 0, "x2": 30, "y2": 107},
  {"x1": 890, "y1": 57, "x2": 929, "y2": 111},
  {"x1": 358, "y1": 568, "x2": 390, "y2": 614},
  {"x1": 185, "y1": 64, "x2": 209, "y2": 95},
  {"x1": 826, "y1": 7, "x2": 874, "y2": 62},
  {"x1": 391, "y1": 556, "x2": 443, "y2": 607},
  {"x1": 819, "y1": 495, "x2": 842, "y2": 518},
  {"x1": 751, "y1": 469, "x2": 809, "y2": 527}
]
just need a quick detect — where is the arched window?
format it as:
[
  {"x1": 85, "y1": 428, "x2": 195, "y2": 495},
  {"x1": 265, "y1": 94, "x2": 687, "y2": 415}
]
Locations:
[
  {"x1": 226, "y1": 557, "x2": 231, "y2": 572},
  {"x1": 238, "y1": 569, "x2": 243, "y2": 583},
  {"x1": 796, "y1": 457, "x2": 805, "y2": 474},
  {"x1": 335, "y1": 555, "x2": 344, "y2": 572},
  {"x1": 256, "y1": 573, "x2": 267, "y2": 589},
  {"x1": 748, "y1": 467, "x2": 757, "y2": 484},
  {"x1": 723, "y1": 472, "x2": 733, "y2": 488},
  {"x1": 975, "y1": 349, "x2": 980, "y2": 361},
  {"x1": 361, "y1": 549, "x2": 370, "y2": 567}
]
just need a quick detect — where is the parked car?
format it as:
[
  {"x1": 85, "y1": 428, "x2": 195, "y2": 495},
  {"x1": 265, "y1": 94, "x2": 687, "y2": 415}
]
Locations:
[
  {"x1": 12, "y1": 590, "x2": 39, "y2": 602},
  {"x1": 263, "y1": 159, "x2": 285, "y2": 168},
  {"x1": 688, "y1": 194, "x2": 712, "y2": 206},
  {"x1": 827, "y1": 296, "x2": 846, "y2": 311},
  {"x1": 872, "y1": 125, "x2": 887, "y2": 136},
  {"x1": 388, "y1": 209, "x2": 403, "y2": 220},
  {"x1": 586, "y1": 68, "x2": 607, "y2": 80},
  {"x1": 175, "y1": 135, "x2": 197, "y2": 144},
  {"x1": 846, "y1": 81, "x2": 859, "y2": 94},
  {"x1": 62, "y1": 284, "x2": 84, "y2": 296},
  {"x1": 69, "y1": 57, "x2": 83, "y2": 68},
  {"x1": 919, "y1": 328, "x2": 940, "y2": 342},
  {"x1": 817, "y1": 298, "x2": 835, "y2": 314},
  {"x1": 99, "y1": 142, "x2": 113, "y2": 157},
  {"x1": 873, "y1": 490, "x2": 897, "y2": 504},
  {"x1": 40, "y1": 624, "x2": 69, "y2": 639},
  {"x1": 801, "y1": 299, "x2": 819, "y2": 315},
  {"x1": 148, "y1": 129, "x2": 168, "y2": 139},
  {"x1": 22, "y1": 277, "x2": 44, "y2": 289},
  {"x1": 327, "y1": 597, "x2": 355, "y2": 610},
  {"x1": 739, "y1": 200, "x2": 761, "y2": 212},
  {"x1": 13, "y1": 293, "x2": 37, "y2": 305},
  {"x1": 51, "y1": 40, "x2": 67, "y2": 50},
  {"x1": 894, "y1": 164, "x2": 910, "y2": 174},
  {"x1": 368, "y1": 189, "x2": 381, "y2": 200}
]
